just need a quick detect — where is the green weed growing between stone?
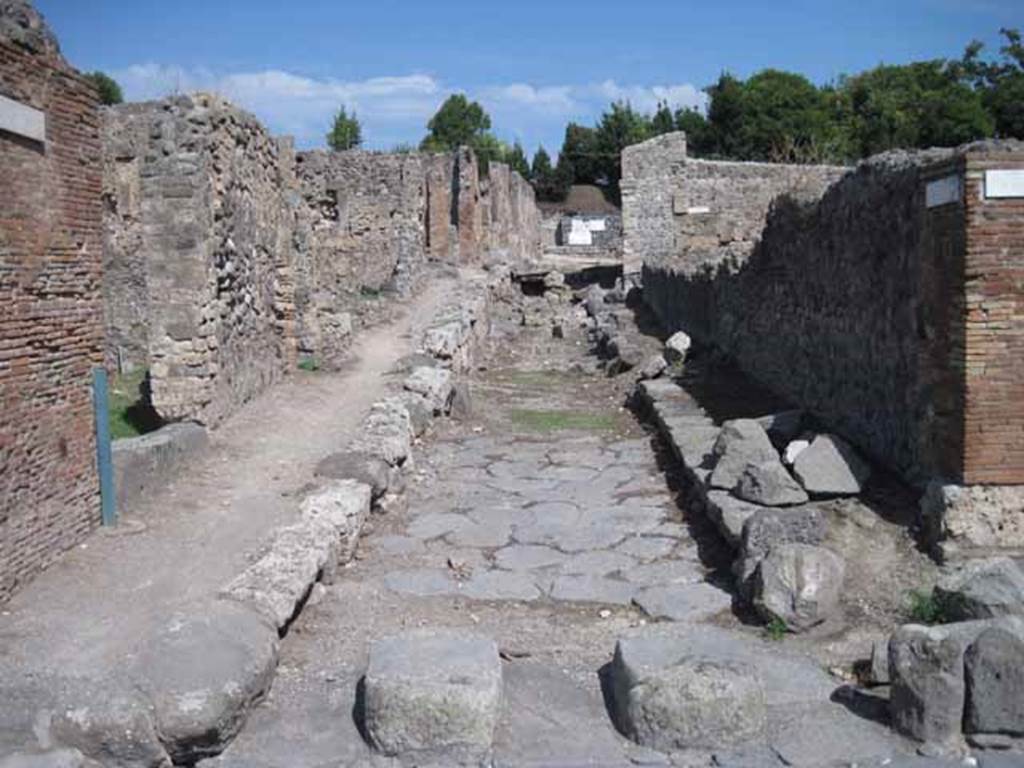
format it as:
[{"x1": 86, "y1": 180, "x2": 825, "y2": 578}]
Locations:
[{"x1": 508, "y1": 408, "x2": 618, "y2": 433}]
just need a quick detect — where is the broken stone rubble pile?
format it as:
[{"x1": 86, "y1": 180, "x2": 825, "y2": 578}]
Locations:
[
  {"x1": 877, "y1": 557, "x2": 1024, "y2": 754},
  {"x1": 634, "y1": 371, "x2": 873, "y2": 633}
]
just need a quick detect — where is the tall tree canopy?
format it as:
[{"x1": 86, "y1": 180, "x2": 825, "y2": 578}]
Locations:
[
  {"x1": 838, "y1": 61, "x2": 993, "y2": 158},
  {"x1": 962, "y1": 28, "x2": 1024, "y2": 139},
  {"x1": 421, "y1": 94, "x2": 492, "y2": 152},
  {"x1": 421, "y1": 94, "x2": 507, "y2": 171},
  {"x1": 326, "y1": 106, "x2": 363, "y2": 151}
]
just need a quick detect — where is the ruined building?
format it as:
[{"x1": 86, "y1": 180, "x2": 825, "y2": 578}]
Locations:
[{"x1": 623, "y1": 131, "x2": 1024, "y2": 554}]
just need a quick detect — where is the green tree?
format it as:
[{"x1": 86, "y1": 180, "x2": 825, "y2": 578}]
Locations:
[
  {"x1": 651, "y1": 101, "x2": 676, "y2": 135},
  {"x1": 703, "y1": 72, "x2": 745, "y2": 157},
  {"x1": 595, "y1": 101, "x2": 652, "y2": 197},
  {"x1": 962, "y1": 28, "x2": 1024, "y2": 139},
  {"x1": 420, "y1": 94, "x2": 509, "y2": 173},
  {"x1": 326, "y1": 106, "x2": 362, "y2": 151},
  {"x1": 837, "y1": 61, "x2": 993, "y2": 157},
  {"x1": 531, "y1": 146, "x2": 564, "y2": 202},
  {"x1": 504, "y1": 141, "x2": 531, "y2": 179},
  {"x1": 674, "y1": 107, "x2": 712, "y2": 156},
  {"x1": 559, "y1": 123, "x2": 601, "y2": 185},
  {"x1": 710, "y1": 70, "x2": 837, "y2": 161},
  {"x1": 86, "y1": 71, "x2": 123, "y2": 105},
  {"x1": 421, "y1": 94, "x2": 492, "y2": 151}
]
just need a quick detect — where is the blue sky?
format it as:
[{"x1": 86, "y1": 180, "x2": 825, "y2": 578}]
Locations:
[{"x1": 36, "y1": 0, "x2": 1023, "y2": 155}]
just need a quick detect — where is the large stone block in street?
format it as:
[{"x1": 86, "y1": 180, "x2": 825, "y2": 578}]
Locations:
[{"x1": 362, "y1": 629, "x2": 503, "y2": 760}]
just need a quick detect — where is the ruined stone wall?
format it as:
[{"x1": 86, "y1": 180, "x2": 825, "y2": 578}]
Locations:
[
  {"x1": 622, "y1": 132, "x2": 845, "y2": 274},
  {"x1": 0, "y1": 1, "x2": 103, "y2": 600},
  {"x1": 100, "y1": 107, "x2": 544, "y2": 421},
  {"x1": 103, "y1": 94, "x2": 295, "y2": 426},
  {"x1": 634, "y1": 133, "x2": 1024, "y2": 484},
  {"x1": 455, "y1": 148, "x2": 483, "y2": 263},
  {"x1": 101, "y1": 104, "x2": 149, "y2": 372},
  {"x1": 481, "y1": 161, "x2": 540, "y2": 263},
  {"x1": 292, "y1": 149, "x2": 428, "y2": 366},
  {"x1": 425, "y1": 152, "x2": 456, "y2": 262}
]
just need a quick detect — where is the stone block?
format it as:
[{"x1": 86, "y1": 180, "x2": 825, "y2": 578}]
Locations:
[
  {"x1": 610, "y1": 644, "x2": 767, "y2": 751},
  {"x1": 735, "y1": 506, "x2": 827, "y2": 584},
  {"x1": 131, "y1": 602, "x2": 279, "y2": 764},
  {"x1": 753, "y1": 543, "x2": 845, "y2": 631},
  {"x1": 403, "y1": 366, "x2": 454, "y2": 415},
  {"x1": 935, "y1": 557, "x2": 1024, "y2": 621},
  {"x1": 362, "y1": 629, "x2": 503, "y2": 759},
  {"x1": 792, "y1": 434, "x2": 871, "y2": 496},
  {"x1": 734, "y1": 459, "x2": 809, "y2": 507},
  {"x1": 964, "y1": 627, "x2": 1024, "y2": 736},
  {"x1": 314, "y1": 451, "x2": 390, "y2": 499},
  {"x1": 709, "y1": 419, "x2": 779, "y2": 491}
]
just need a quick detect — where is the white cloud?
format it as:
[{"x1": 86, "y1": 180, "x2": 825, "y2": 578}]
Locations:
[{"x1": 112, "y1": 63, "x2": 704, "y2": 153}]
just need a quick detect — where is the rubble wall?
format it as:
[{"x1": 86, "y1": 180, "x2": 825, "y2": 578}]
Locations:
[
  {"x1": 292, "y1": 149, "x2": 428, "y2": 366},
  {"x1": 629, "y1": 130, "x2": 1024, "y2": 485},
  {"x1": 101, "y1": 97, "x2": 543, "y2": 425},
  {"x1": 0, "y1": 1, "x2": 103, "y2": 600},
  {"x1": 103, "y1": 94, "x2": 294, "y2": 427}
]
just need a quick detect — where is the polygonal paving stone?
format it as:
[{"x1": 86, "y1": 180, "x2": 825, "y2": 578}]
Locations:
[
  {"x1": 768, "y1": 702, "x2": 906, "y2": 767},
  {"x1": 362, "y1": 629, "x2": 503, "y2": 760},
  {"x1": 549, "y1": 574, "x2": 637, "y2": 605},
  {"x1": 632, "y1": 582, "x2": 733, "y2": 621},
  {"x1": 446, "y1": 520, "x2": 513, "y2": 548},
  {"x1": 461, "y1": 570, "x2": 542, "y2": 601},
  {"x1": 406, "y1": 513, "x2": 470, "y2": 540},
  {"x1": 493, "y1": 545, "x2": 569, "y2": 571},
  {"x1": 559, "y1": 550, "x2": 637, "y2": 577},
  {"x1": 488, "y1": 459, "x2": 547, "y2": 478},
  {"x1": 373, "y1": 535, "x2": 426, "y2": 556},
  {"x1": 487, "y1": 476, "x2": 561, "y2": 496},
  {"x1": 623, "y1": 559, "x2": 706, "y2": 588},
  {"x1": 514, "y1": 521, "x2": 633, "y2": 553},
  {"x1": 383, "y1": 569, "x2": 457, "y2": 597},
  {"x1": 601, "y1": 505, "x2": 668, "y2": 533},
  {"x1": 543, "y1": 465, "x2": 601, "y2": 483},
  {"x1": 615, "y1": 536, "x2": 678, "y2": 562}
]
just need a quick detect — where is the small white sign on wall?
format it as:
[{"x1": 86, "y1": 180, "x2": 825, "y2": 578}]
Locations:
[
  {"x1": 985, "y1": 170, "x2": 1024, "y2": 199},
  {"x1": 567, "y1": 219, "x2": 592, "y2": 246},
  {"x1": 0, "y1": 93, "x2": 45, "y2": 144},
  {"x1": 925, "y1": 174, "x2": 961, "y2": 208}
]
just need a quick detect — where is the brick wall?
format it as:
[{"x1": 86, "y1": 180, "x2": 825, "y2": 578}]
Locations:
[
  {"x1": 962, "y1": 146, "x2": 1024, "y2": 484},
  {"x1": 0, "y1": 5, "x2": 103, "y2": 601}
]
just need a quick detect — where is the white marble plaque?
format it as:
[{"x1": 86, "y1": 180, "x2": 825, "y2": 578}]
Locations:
[
  {"x1": 925, "y1": 175, "x2": 961, "y2": 208},
  {"x1": 585, "y1": 219, "x2": 606, "y2": 232},
  {"x1": 0, "y1": 93, "x2": 45, "y2": 144},
  {"x1": 985, "y1": 170, "x2": 1024, "y2": 199}
]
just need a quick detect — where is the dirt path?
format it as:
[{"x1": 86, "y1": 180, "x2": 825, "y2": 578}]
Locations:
[{"x1": 0, "y1": 274, "x2": 453, "y2": 679}]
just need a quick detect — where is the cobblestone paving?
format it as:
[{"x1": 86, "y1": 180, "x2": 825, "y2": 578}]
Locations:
[{"x1": 377, "y1": 429, "x2": 728, "y2": 616}]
